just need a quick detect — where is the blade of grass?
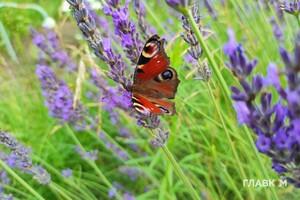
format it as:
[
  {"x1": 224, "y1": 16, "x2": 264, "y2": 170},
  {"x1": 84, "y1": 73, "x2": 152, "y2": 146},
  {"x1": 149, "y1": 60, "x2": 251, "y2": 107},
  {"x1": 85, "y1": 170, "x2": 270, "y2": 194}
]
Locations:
[{"x1": 0, "y1": 159, "x2": 45, "y2": 200}]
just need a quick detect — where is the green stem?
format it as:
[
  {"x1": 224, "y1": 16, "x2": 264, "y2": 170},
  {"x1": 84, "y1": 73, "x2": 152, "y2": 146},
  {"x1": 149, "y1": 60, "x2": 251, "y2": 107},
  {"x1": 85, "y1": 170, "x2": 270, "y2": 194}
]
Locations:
[
  {"x1": 65, "y1": 125, "x2": 123, "y2": 200},
  {"x1": 162, "y1": 146, "x2": 200, "y2": 200},
  {"x1": 0, "y1": 159, "x2": 45, "y2": 200},
  {"x1": 206, "y1": 83, "x2": 254, "y2": 200},
  {"x1": 183, "y1": 9, "x2": 231, "y2": 102},
  {"x1": 150, "y1": 130, "x2": 200, "y2": 200},
  {"x1": 296, "y1": 14, "x2": 300, "y2": 27}
]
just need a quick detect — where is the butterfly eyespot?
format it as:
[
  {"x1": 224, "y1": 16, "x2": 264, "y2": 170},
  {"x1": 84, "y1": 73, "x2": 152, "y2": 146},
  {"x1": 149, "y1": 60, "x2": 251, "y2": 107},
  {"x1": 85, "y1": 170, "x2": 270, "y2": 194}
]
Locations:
[
  {"x1": 144, "y1": 43, "x2": 155, "y2": 53},
  {"x1": 142, "y1": 42, "x2": 159, "y2": 58},
  {"x1": 161, "y1": 70, "x2": 173, "y2": 80}
]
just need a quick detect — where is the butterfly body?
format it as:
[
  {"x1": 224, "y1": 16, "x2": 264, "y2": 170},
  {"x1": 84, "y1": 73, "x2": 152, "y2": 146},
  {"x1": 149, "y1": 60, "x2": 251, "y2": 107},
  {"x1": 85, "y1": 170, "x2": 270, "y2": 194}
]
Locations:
[{"x1": 132, "y1": 35, "x2": 180, "y2": 116}]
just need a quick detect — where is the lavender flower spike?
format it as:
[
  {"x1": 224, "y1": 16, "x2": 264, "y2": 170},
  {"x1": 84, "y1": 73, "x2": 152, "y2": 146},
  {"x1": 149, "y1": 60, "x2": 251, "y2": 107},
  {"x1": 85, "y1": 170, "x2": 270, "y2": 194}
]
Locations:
[
  {"x1": 150, "y1": 128, "x2": 169, "y2": 148},
  {"x1": 31, "y1": 29, "x2": 77, "y2": 71},
  {"x1": 224, "y1": 29, "x2": 300, "y2": 187},
  {"x1": 133, "y1": 0, "x2": 155, "y2": 39},
  {"x1": 103, "y1": 0, "x2": 143, "y2": 64},
  {"x1": 181, "y1": 3, "x2": 211, "y2": 81},
  {"x1": 36, "y1": 64, "x2": 86, "y2": 129},
  {"x1": 0, "y1": 130, "x2": 51, "y2": 185},
  {"x1": 66, "y1": 0, "x2": 131, "y2": 90},
  {"x1": 280, "y1": 0, "x2": 300, "y2": 16},
  {"x1": 75, "y1": 146, "x2": 98, "y2": 161},
  {"x1": 61, "y1": 168, "x2": 73, "y2": 178}
]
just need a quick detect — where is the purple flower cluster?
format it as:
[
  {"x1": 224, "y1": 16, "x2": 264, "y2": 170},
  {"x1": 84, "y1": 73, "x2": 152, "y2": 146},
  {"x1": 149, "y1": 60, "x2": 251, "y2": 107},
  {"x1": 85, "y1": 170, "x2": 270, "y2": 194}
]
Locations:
[
  {"x1": 66, "y1": 0, "x2": 132, "y2": 90},
  {"x1": 98, "y1": 132, "x2": 129, "y2": 161},
  {"x1": 61, "y1": 168, "x2": 73, "y2": 178},
  {"x1": 270, "y1": 17, "x2": 283, "y2": 42},
  {"x1": 133, "y1": 0, "x2": 155, "y2": 40},
  {"x1": 108, "y1": 182, "x2": 136, "y2": 200},
  {"x1": 103, "y1": 0, "x2": 143, "y2": 64},
  {"x1": 0, "y1": 192, "x2": 13, "y2": 200},
  {"x1": 224, "y1": 29, "x2": 300, "y2": 187},
  {"x1": 89, "y1": 68, "x2": 132, "y2": 111},
  {"x1": 181, "y1": 4, "x2": 211, "y2": 81},
  {"x1": 280, "y1": 0, "x2": 300, "y2": 16},
  {"x1": 119, "y1": 166, "x2": 140, "y2": 181},
  {"x1": 0, "y1": 130, "x2": 51, "y2": 185},
  {"x1": 150, "y1": 128, "x2": 169, "y2": 148},
  {"x1": 89, "y1": 68, "x2": 133, "y2": 126},
  {"x1": 36, "y1": 64, "x2": 86, "y2": 129},
  {"x1": 0, "y1": 171, "x2": 13, "y2": 200},
  {"x1": 90, "y1": 68, "x2": 149, "y2": 151},
  {"x1": 32, "y1": 29, "x2": 77, "y2": 71},
  {"x1": 85, "y1": 2, "x2": 109, "y2": 32},
  {"x1": 75, "y1": 146, "x2": 98, "y2": 161}
]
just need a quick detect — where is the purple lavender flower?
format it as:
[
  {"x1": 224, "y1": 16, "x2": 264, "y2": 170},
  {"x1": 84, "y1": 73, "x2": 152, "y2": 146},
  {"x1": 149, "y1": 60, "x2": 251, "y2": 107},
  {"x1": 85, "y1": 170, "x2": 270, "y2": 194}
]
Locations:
[
  {"x1": 36, "y1": 64, "x2": 86, "y2": 129},
  {"x1": 32, "y1": 29, "x2": 77, "y2": 71},
  {"x1": 119, "y1": 128, "x2": 140, "y2": 152},
  {"x1": 67, "y1": 0, "x2": 132, "y2": 90},
  {"x1": 0, "y1": 130, "x2": 51, "y2": 185},
  {"x1": 98, "y1": 132, "x2": 129, "y2": 161},
  {"x1": 224, "y1": 43, "x2": 258, "y2": 79},
  {"x1": 108, "y1": 187, "x2": 117, "y2": 199},
  {"x1": 119, "y1": 166, "x2": 140, "y2": 181},
  {"x1": 233, "y1": 102, "x2": 250, "y2": 124},
  {"x1": 108, "y1": 182, "x2": 135, "y2": 199},
  {"x1": 31, "y1": 165, "x2": 51, "y2": 185},
  {"x1": 224, "y1": 29, "x2": 300, "y2": 187},
  {"x1": 270, "y1": 17, "x2": 283, "y2": 41},
  {"x1": 89, "y1": 68, "x2": 132, "y2": 126},
  {"x1": 150, "y1": 128, "x2": 169, "y2": 148},
  {"x1": 256, "y1": 134, "x2": 271, "y2": 153},
  {"x1": 0, "y1": 171, "x2": 13, "y2": 200},
  {"x1": 280, "y1": 0, "x2": 300, "y2": 16},
  {"x1": 223, "y1": 29, "x2": 239, "y2": 56},
  {"x1": 85, "y1": 2, "x2": 109, "y2": 32},
  {"x1": 181, "y1": 4, "x2": 211, "y2": 81},
  {"x1": 75, "y1": 146, "x2": 98, "y2": 161},
  {"x1": 61, "y1": 168, "x2": 73, "y2": 178},
  {"x1": 123, "y1": 193, "x2": 135, "y2": 200},
  {"x1": 0, "y1": 171, "x2": 10, "y2": 185},
  {"x1": 133, "y1": 0, "x2": 156, "y2": 39},
  {"x1": 103, "y1": 0, "x2": 143, "y2": 64},
  {"x1": 0, "y1": 193, "x2": 13, "y2": 200}
]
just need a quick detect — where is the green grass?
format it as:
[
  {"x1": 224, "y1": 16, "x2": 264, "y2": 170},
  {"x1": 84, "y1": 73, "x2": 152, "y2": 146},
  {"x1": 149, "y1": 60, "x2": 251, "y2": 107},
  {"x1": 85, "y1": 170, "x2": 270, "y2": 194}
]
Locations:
[{"x1": 1, "y1": 0, "x2": 300, "y2": 199}]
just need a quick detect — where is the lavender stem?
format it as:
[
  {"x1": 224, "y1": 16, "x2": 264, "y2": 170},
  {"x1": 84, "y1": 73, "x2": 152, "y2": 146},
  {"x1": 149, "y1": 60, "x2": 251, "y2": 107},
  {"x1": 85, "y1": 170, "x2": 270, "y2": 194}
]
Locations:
[
  {"x1": 0, "y1": 159, "x2": 45, "y2": 200},
  {"x1": 183, "y1": 8, "x2": 231, "y2": 101},
  {"x1": 149, "y1": 129, "x2": 201, "y2": 200}
]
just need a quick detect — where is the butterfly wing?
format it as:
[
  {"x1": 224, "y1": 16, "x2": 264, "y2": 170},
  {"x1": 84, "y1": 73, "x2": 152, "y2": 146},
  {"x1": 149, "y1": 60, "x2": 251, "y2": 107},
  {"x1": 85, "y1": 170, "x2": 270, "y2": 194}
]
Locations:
[
  {"x1": 132, "y1": 35, "x2": 180, "y2": 115},
  {"x1": 132, "y1": 94, "x2": 176, "y2": 115}
]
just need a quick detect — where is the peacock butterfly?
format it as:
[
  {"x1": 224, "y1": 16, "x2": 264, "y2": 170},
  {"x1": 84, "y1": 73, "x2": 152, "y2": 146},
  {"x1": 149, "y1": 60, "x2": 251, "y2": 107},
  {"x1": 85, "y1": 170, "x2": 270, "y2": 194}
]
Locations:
[{"x1": 132, "y1": 35, "x2": 180, "y2": 116}]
